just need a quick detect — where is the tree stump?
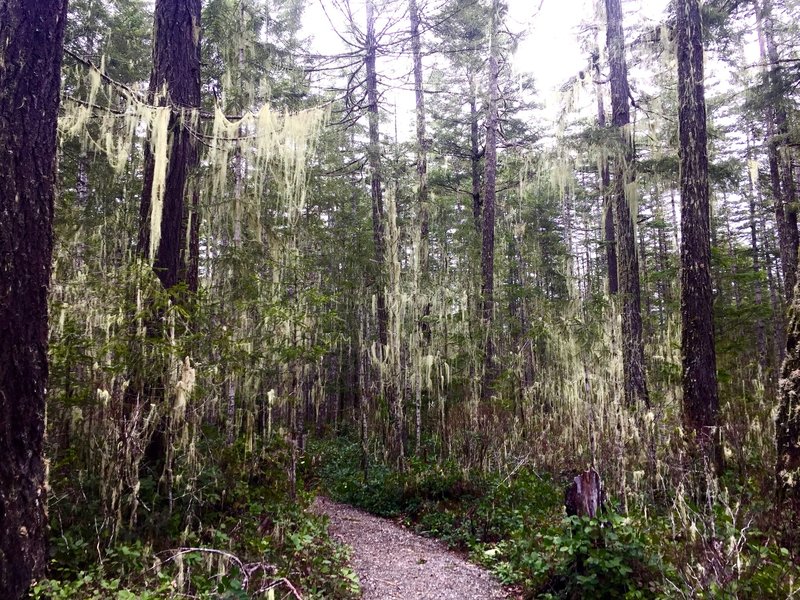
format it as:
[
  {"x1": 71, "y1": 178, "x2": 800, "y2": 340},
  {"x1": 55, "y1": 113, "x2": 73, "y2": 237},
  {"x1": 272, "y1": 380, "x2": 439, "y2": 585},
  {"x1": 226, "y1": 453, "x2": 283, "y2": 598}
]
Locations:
[{"x1": 564, "y1": 468, "x2": 604, "y2": 517}]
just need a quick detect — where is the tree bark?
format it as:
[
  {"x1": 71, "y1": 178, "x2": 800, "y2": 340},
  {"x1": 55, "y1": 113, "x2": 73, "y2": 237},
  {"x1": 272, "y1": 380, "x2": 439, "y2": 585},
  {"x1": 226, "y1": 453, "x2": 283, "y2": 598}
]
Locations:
[
  {"x1": 762, "y1": 202, "x2": 787, "y2": 369},
  {"x1": 756, "y1": 0, "x2": 798, "y2": 301},
  {"x1": 676, "y1": 0, "x2": 721, "y2": 470},
  {"x1": 410, "y1": 0, "x2": 429, "y2": 261},
  {"x1": 605, "y1": 0, "x2": 649, "y2": 407},
  {"x1": 366, "y1": 0, "x2": 388, "y2": 349},
  {"x1": 592, "y1": 39, "x2": 617, "y2": 295},
  {"x1": 137, "y1": 0, "x2": 202, "y2": 291},
  {"x1": 470, "y1": 75, "x2": 482, "y2": 234},
  {"x1": 0, "y1": 0, "x2": 68, "y2": 595},
  {"x1": 481, "y1": 0, "x2": 500, "y2": 401},
  {"x1": 778, "y1": 271, "x2": 800, "y2": 515},
  {"x1": 410, "y1": 0, "x2": 429, "y2": 454},
  {"x1": 365, "y1": 0, "x2": 402, "y2": 463},
  {"x1": 747, "y1": 133, "x2": 768, "y2": 370}
]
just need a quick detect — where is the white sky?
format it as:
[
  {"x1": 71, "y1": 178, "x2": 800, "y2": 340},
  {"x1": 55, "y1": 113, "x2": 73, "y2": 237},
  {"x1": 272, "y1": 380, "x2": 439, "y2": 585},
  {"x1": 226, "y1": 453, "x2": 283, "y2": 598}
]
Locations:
[{"x1": 301, "y1": 0, "x2": 673, "y2": 140}]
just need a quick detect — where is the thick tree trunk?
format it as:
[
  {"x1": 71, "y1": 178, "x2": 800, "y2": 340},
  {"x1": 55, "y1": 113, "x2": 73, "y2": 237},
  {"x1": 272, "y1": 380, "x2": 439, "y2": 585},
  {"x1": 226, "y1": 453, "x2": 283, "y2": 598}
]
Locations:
[
  {"x1": 605, "y1": 0, "x2": 649, "y2": 407},
  {"x1": 677, "y1": 0, "x2": 721, "y2": 471},
  {"x1": 137, "y1": 0, "x2": 201, "y2": 290},
  {"x1": 769, "y1": 0, "x2": 800, "y2": 517},
  {"x1": 0, "y1": 1, "x2": 68, "y2": 596},
  {"x1": 481, "y1": 0, "x2": 500, "y2": 401}
]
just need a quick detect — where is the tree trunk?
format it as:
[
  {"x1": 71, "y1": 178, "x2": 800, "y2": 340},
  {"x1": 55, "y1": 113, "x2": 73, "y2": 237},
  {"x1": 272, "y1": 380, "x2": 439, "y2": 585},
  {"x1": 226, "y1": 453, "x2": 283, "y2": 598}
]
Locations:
[
  {"x1": 410, "y1": 0, "x2": 429, "y2": 261},
  {"x1": 593, "y1": 39, "x2": 617, "y2": 295},
  {"x1": 605, "y1": 0, "x2": 650, "y2": 407},
  {"x1": 777, "y1": 255, "x2": 800, "y2": 514},
  {"x1": 762, "y1": 203, "x2": 786, "y2": 370},
  {"x1": 470, "y1": 76, "x2": 482, "y2": 234},
  {"x1": 656, "y1": 197, "x2": 669, "y2": 329},
  {"x1": 410, "y1": 0, "x2": 429, "y2": 454},
  {"x1": 0, "y1": 1, "x2": 68, "y2": 595},
  {"x1": 186, "y1": 189, "x2": 201, "y2": 293},
  {"x1": 137, "y1": 0, "x2": 202, "y2": 291},
  {"x1": 481, "y1": 0, "x2": 500, "y2": 401},
  {"x1": 676, "y1": 0, "x2": 721, "y2": 471},
  {"x1": 756, "y1": 0, "x2": 798, "y2": 301},
  {"x1": 365, "y1": 0, "x2": 401, "y2": 463},
  {"x1": 75, "y1": 152, "x2": 90, "y2": 268},
  {"x1": 745, "y1": 136, "x2": 768, "y2": 370},
  {"x1": 565, "y1": 468, "x2": 604, "y2": 518},
  {"x1": 366, "y1": 0, "x2": 388, "y2": 349}
]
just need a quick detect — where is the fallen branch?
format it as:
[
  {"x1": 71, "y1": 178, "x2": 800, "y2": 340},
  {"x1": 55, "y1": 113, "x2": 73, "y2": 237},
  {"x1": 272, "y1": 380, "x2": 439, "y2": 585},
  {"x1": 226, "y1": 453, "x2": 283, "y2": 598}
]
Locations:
[{"x1": 161, "y1": 546, "x2": 304, "y2": 598}]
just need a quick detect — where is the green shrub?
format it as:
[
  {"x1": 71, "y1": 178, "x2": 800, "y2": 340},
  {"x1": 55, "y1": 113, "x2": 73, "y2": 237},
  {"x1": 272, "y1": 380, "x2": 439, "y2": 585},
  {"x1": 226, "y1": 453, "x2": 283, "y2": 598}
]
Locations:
[{"x1": 40, "y1": 436, "x2": 360, "y2": 599}]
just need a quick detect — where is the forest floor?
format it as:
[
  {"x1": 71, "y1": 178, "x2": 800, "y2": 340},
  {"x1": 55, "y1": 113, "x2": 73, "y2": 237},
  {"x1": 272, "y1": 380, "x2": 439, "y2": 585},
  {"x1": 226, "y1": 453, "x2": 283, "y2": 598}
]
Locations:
[{"x1": 312, "y1": 496, "x2": 509, "y2": 599}]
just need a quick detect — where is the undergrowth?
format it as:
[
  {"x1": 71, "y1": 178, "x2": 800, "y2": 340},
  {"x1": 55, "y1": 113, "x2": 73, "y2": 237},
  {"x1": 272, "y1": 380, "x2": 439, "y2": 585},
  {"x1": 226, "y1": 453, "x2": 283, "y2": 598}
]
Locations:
[
  {"x1": 309, "y1": 435, "x2": 799, "y2": 599},
  {"x1": 35, "y1": 436, "x2": 360, "y2": 599}
]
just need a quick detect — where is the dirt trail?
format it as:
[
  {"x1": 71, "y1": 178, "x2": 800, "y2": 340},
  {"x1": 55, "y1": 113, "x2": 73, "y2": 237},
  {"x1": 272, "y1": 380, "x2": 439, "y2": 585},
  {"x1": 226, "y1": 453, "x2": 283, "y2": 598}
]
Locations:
[{"x1": 313, "y1": 496, "x2": 507, "y2": 600}]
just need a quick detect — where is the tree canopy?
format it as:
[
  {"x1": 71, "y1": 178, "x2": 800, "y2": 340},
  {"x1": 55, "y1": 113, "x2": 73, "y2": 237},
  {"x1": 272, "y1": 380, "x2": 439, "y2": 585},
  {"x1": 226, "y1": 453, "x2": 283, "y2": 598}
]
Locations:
[{"x1": 2, "y1": 0, "x2": 800, "y2": 596}]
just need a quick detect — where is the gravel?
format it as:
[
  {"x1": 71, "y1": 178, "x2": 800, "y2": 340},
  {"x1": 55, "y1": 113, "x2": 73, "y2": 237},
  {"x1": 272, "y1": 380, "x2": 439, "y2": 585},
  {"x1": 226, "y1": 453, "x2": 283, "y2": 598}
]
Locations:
[{"x1": 312, "y1": 496, "x2": 508, "y2": 600}]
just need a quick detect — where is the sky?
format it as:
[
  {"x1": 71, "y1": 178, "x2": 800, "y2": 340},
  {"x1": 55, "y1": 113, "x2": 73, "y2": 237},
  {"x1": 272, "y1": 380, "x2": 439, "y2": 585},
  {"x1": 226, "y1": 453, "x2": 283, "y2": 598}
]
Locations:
[{"x1": 301, "y1": 0, "x2": 672, "y2": 141}]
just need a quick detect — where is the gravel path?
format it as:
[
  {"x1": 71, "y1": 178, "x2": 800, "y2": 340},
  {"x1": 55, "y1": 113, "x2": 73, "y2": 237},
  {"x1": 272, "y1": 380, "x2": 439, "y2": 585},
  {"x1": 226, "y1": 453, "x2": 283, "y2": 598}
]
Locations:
[{"x1": 313, "y1": 496, "x2": 507, "y2": 600}]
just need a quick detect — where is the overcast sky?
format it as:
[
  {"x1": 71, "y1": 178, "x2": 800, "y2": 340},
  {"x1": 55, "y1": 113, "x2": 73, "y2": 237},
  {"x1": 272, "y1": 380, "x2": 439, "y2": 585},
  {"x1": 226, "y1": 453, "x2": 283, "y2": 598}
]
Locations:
[{"x1": 301, "y1": 0, "x2": 673, "y2": 140}]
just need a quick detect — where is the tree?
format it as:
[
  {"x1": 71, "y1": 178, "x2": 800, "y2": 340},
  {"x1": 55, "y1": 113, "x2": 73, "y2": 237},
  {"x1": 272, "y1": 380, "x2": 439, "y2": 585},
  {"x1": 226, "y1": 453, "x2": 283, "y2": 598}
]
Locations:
[
  {"x1": 777, "y1": 266, "x2": 800, "y2": 514},
  {"x1": 604, "y1": 0, "x2": 649, "y2": 407},
  {"x1": 364, "y1": 0, "x2": 404, "y2": 463},
  {"x1": 366, "y1": 0, "x2": 388, "y2": 350},
  {"x1": 481, "y1": 0, "x2": 501, "y2": 400},
  {"x1": 410, "y1": 0, "x2": 429, "y2": 258},
  {"x1": 591, "y1": 38, "x2": 617, "y2": 295},
  {"x1": 137, "y1": 0, "x2": 202, "y2": 291},
  {"x1": 409, "y1": 0, "x2": 430, "y2": 453},
  {"x1": 0, "y1": 0, "x2": 68, "y2": 596},
  {"x1": 755, "y1": 0, "x2": 798, "y2": 301},
  {"x1": 676, "y1": 0, "x2": 721, "y2": 470},
  {"x1": 426, "y1": 0, "x2": 488, "y2": 233}
]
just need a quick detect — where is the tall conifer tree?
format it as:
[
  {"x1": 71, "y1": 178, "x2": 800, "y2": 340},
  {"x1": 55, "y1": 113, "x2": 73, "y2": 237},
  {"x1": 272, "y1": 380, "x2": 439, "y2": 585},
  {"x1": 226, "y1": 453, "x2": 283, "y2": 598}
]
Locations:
[
  {"x1": 677, "y1": 0, "x2": 720, "y2": 469},
  {"x1": 605, "y1": 0, "x2": 649, "y2": 407},
  {"x1": 0, "y1": 0, "x2": 68, "y2": 595},
  {"x1": 138, "y1": 0, "x2": 202, "y2": 291}
]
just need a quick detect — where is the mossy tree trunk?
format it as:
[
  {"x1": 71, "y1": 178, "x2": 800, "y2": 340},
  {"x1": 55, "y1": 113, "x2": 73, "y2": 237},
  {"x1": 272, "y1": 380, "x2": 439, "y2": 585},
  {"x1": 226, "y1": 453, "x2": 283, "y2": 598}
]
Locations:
[
  {"x1": 0, "y1": 0, "x2": 68, "y2": 596},
  {"x1": 480, "y1": 0, "x2": 500, "y2": 401},
  {"x1": 410, "y1": 0, "x2": 429, "y2": 259},
  {"x1": 676, "y1": 0, "x2": 721, "y2": 471},
  {"x1": 410, "y1": 0, "x2": 429, "y2": 453},
  {"x1": 137, "y1": 0, "x2": 202, "y2": 291},
  {"x1": 366, "y1": 0, "x2": 387, "y2": 350},
  {"x1": 592, "y1": 45, "x2": 617, "y2": 295},
  {"x1": 365, "y1": 0, "x2": 402, "y2": 464},
  {"x1": 605, "y1": 0, "x2": 649, "y2": 407}
]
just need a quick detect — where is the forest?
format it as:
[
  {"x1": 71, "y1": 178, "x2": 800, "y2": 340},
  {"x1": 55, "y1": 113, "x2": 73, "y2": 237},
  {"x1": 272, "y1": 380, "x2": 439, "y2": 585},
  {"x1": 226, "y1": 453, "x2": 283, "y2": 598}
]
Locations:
[{"x1": 1, "y1": 0, "x2": 800, "y2": 597}]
